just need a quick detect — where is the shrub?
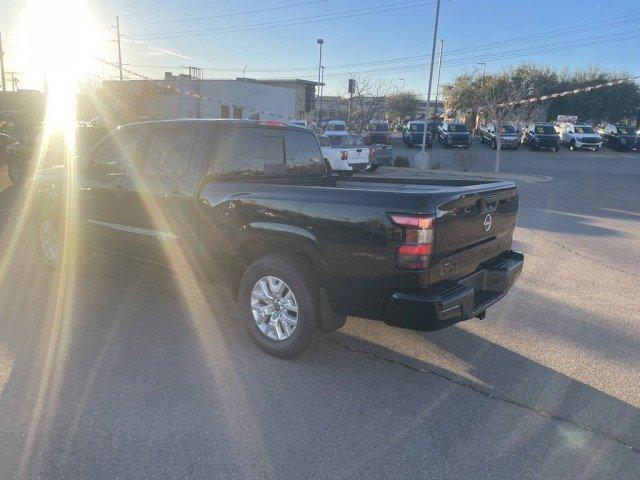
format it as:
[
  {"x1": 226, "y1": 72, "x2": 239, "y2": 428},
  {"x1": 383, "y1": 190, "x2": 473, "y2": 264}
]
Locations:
[{"x1": 393, "y1": 155, "x2": 411, "y2": 167}]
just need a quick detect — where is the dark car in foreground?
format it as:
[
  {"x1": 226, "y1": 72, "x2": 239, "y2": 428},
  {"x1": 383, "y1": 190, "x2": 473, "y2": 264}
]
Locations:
[
  {"x1": 30, "y1": 119, "x2": 523, "y2": 358},
  {"x1": 597, "y1": 123, "x2": 637, "y2": 152},
  {"x1": 521, "y1": 123, "x2": 560, "y2": 151},
  {"x1": 5, "y1": 125, "x2": 107, "y2": 184}
]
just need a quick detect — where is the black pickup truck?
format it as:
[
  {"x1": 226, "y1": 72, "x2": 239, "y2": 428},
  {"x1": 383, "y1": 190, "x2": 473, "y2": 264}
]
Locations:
[{"x1": 30, "y1": 119, "x2": 523, "y2": 358}]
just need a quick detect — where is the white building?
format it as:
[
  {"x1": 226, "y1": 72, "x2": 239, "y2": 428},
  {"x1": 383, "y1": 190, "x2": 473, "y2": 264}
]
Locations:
[{"x1": 102, "y1": 75, "x2": 297, "y2": 122}]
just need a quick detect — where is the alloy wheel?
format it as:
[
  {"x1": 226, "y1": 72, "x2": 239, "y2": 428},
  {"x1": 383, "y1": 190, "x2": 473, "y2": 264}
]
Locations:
[
  {"x1": 39, "y1": 218, "x2": 59, "y2": 263},
  {"x1": 250, "y1": 276, "x2": 299, "y2": 341}
]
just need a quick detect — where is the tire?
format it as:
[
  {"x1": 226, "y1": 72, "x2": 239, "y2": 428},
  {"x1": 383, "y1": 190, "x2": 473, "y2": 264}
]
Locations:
[
  {"x1": 33, "y1": 209, "x2": 89, "y2": 274},
  {"x1": 514, "y1": 144, "x2": 520, "y2": 150},
  {"x1": 480, "y1": 136, "x2": 484, "y2": 144},
  {"x1": 529, "y1": 142, "x2": 537, "y2": 151},
  {"x1": 569, "y1": 140, "x2": 576, "y2": 151},
  {"x1": 491, "y1": 140, "x2": 497, "y2": 150},
  {"x1": 553, "y1": 146, "x2": 559, "y2": 152},
  {"x1": 239, "y1": 254, "x2": 320, "y2": 358}
]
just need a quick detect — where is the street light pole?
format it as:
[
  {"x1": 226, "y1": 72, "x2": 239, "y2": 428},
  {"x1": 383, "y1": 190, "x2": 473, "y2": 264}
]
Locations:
[
  {"x1": 433, "y1": 39, "x2": 444, "y2": 122},
  {"x1": 316, "y1": 38, "x2": 324, "y2": 122},
  {"x1": 420, "y1": 0, "x2": 441, "y2": 152}
]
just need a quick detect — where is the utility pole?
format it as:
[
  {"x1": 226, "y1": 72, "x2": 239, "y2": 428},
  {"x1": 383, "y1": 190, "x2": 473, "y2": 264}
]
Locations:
[
  {"x1": 116, "y1": 15, "x2": 123, "y2": 81},
  {"x1": 420, "y1": 0, "x2": 441, "y2": 152},
  {"x1": 0, "y1": 31, "x2": 6, "y2": 92},
  {"x1": 433, "y1": 39, "x2": 444, "y2": 122},
  {"x1": 320, "y1": 65, "x2": 324, "y2": 123},
  {"x1": 316, "y1": 38, "x2": 323, "y2": 122}
]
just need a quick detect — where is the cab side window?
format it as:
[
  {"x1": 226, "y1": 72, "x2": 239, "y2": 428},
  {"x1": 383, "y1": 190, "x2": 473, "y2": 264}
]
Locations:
[
  {"x1": 144, "y1": 130, "x2": 195, "y2": 178},
  {"x1": 87, "y1": 130, "x2": 138, "y2": 177},
  {"x1": 213, "y1": 127, "x2": 285, "y2": 175}
]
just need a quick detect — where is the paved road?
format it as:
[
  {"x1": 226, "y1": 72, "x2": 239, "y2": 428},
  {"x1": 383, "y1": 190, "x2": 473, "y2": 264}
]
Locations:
[{"x1": 0, "y1": 140, "x2": 639, "y2": 479}]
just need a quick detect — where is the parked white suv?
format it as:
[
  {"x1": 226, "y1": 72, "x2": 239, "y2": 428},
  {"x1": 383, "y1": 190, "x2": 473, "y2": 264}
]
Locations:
[{"x1": 558, "y1": 122, "x2": 603, "y2": 151}]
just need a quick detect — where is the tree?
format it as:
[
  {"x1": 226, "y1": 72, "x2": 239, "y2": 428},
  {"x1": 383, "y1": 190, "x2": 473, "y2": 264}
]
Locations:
[
  {"x1": 385, "y1": 91, "x2": 421, "y2": 124},
  {"x1": 475, "y1": 70, "x2": 540, "y2": 173},
  {"x1": 348, "y1": 77, "x2": 391, "y2": 133}
]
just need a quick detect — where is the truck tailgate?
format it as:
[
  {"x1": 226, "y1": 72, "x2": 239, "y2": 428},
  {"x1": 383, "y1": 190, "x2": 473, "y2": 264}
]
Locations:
[{"x1": 429, "y1": 185, "x2": 519, "y2": 283}]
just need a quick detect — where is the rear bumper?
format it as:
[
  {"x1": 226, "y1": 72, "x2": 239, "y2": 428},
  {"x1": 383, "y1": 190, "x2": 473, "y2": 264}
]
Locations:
[{"x1": 384, "y1": 250, "x2": 523, "y2": 331}]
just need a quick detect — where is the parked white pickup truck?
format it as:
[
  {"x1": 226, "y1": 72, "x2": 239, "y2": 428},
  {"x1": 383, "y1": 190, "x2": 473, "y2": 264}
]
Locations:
[
  {"x1": 318, "y1": 134, "x2": 371, "y2": 173},
  {"x1": 557, "y1": 122, "x2": 603, "y2": 151}
]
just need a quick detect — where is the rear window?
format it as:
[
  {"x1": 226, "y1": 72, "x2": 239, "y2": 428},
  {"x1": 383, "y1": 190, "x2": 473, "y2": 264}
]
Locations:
[
  {"x1": 409, "y1": 122, "x2": 424, "y2": 132},
  {"x1": 328, "y1": 135, "x2": 363, "y2": 147},
  {"x1": 448, "y1": 124, "x2": 468, "y2": 132},
  {"x1": 213, "y1": 127, "x2": 324, "y2": 176},
  {"x1": 326, "y1": 123, "x2": 346, "y2": 132}
]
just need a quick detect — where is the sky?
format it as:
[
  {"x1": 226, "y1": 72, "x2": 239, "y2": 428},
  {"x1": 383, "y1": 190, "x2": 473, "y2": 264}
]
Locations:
[{"x1": 1, "y1": 0, "x2": 639, "y2": 97}]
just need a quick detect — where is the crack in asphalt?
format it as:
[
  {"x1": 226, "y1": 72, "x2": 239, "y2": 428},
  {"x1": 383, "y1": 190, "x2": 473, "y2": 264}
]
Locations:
[
  {"x1": 524, "y1": 227, "x2": 640, "y2": 278},
  {"x1": 327, "y1": 335, "x2": 640, "y2": 455}
]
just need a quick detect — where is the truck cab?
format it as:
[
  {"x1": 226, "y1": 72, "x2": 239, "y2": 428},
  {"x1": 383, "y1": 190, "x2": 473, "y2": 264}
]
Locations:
[
  {"x1": 437, "y1": 121, "x2": 470, "y2": 148},
  {"x1": 479, "y1": 123, "x2": 520, "y2": 150},
  {"x1": 558, "y1": 122, "x2": 602, "y2": 151},
  {"x1": 597, "y1": 123, "x2": 637, "y2": 152}
]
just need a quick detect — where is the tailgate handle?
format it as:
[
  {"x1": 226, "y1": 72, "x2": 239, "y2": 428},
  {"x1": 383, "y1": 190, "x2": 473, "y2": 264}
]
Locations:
[{"x1": 480, "y1": 195, "x2": 500, "y2": 213}]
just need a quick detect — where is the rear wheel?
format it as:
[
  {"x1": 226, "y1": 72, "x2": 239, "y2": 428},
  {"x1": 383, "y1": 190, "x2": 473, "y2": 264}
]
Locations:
[
  {"x1": 569, "y1": 140, "x2": 576, "y2": 151},
  {"x1": 239, "y1": 254, "x2": 320, "y2": 358},
  {"x1": 491, "y1": 139, "x2": 497, "y2": 150}
]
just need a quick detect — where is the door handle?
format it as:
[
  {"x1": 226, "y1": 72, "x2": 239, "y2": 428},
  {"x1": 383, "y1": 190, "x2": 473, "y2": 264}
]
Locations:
[{"x1": 114, "y1": 185, "x2": 126, "y2": 198}]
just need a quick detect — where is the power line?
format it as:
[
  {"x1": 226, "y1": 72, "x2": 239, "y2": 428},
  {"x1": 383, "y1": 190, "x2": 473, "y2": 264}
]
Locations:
[
  {"x1": 124, "y1": 0, "x2": 446, "y2": 39},
  {"x1": 122, "y1": 10, "x2": 640, "y2": 73},
  {"x1": 122, "y1": 26, "x2": 640, "y2": 78},
  {"x1": 121, "y1": 0, "x2": 327, "y2": 28}
]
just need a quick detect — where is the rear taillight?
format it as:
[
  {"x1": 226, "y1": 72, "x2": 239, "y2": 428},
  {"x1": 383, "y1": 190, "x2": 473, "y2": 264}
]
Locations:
[
  {"x1": 341, "y1": 151, "x2": 348, "y2": 161},
  {"x1": 389, "y1": 215, "x2": 434, "y2": 270},
  {"x1": 369, "y1": 147, "x2": 376, "y2": 158}
]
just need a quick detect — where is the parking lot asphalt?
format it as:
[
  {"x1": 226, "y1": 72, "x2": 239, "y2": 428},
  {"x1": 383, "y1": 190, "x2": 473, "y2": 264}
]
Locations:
[{"x1": 0, "y1": 139, "x2": 639, "y2": 479}]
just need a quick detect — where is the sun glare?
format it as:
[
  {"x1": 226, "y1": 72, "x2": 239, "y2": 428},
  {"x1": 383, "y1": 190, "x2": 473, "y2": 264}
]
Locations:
[{"x1": 16, "y1": 0, "x2": 104, "y2": 132}]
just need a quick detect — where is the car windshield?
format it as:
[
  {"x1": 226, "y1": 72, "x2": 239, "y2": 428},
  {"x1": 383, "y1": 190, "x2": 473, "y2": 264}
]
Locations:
[
  {"x1": 574, "y1": 126, "x2": 595, "y2": 134},
  {"x1": 501, "y1": 125, "x2": 516, "y2": 133},
  {"x1": 535, "y1": 125, "x2": 556, "y2": 134},
  {"x1": 617, "y1": 127, "x2": 634, "y2": 135},
  {"x1": 448, "y1": 124, "x2": 468, "y2": 132},
  {"x1": 409, "y1": 122, "x2": 424, "y2": 132}
]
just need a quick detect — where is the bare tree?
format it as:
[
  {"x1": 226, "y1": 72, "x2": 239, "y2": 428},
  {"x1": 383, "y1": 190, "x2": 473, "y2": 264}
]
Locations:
[
  {"x1": 349, "y1": 77, "x2": 392, "y2": 134},
  {"x1": 476, "y1": 72, "x2": 540, "y2": 173}
]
